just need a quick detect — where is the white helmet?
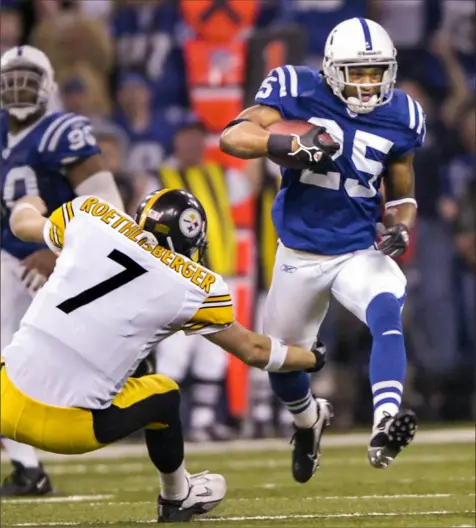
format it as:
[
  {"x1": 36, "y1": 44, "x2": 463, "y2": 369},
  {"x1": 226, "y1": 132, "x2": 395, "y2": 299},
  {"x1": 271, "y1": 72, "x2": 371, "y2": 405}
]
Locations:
[
  {"x1": 0, "y1": 45, "x2": 57, "y2": 121},
  {"x1": 323, "y1": 18, "x2": 397, "y2": 115}
]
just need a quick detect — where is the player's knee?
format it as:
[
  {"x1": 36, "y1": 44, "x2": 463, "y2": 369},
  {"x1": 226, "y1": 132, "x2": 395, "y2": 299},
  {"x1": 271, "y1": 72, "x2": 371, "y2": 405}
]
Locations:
[
  {"x1": 147, "y1": 375, "x2": 181, "y2": 426},
  {"x1": 366, "y1": 292, "x2": 403, "y2": 337}
]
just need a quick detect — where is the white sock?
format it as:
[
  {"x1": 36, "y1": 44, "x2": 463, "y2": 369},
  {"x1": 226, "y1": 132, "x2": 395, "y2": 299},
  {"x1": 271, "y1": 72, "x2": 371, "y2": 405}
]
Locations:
[
  {"x1": 373, "y1": 403, "x2": 399, "y2": 429},
  {"x1": 159, "y1": 461, "x2": 189, "y2": 501},
  {"x1": 292, "y1": 398, "x2": 318, "y2": 429},
  {"x1": 2, "y1": 439, "x2": 40, "y2": 468}
]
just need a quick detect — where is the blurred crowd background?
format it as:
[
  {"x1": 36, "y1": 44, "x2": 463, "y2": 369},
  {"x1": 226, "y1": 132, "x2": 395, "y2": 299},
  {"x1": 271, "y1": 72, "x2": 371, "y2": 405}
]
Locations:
[{"x1": 1, "y1": 0, "x2": 474, "y2": 441}]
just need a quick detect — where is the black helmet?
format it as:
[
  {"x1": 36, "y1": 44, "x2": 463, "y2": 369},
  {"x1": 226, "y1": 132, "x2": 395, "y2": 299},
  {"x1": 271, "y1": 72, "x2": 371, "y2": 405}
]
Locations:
[{"x1": 135, "y1": 189, "x2": 207, "y2": 261}]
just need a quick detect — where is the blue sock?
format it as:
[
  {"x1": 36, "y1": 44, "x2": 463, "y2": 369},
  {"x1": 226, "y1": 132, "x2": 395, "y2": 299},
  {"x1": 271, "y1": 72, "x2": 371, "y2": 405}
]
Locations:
[
  {"x1": 268, "y1": 371, "x2": 317, "y2": 428},
  {"x1": 366, "y1": 292, "x2": 407, "y2": 426}
]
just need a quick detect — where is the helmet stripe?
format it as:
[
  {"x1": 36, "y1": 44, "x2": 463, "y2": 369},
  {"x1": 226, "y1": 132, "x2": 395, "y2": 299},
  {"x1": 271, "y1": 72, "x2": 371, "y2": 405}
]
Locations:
[
  {"x1": 138, "y1": 188, "x2": 171, "y2": 228},
  {"x1": 358, "y1": 18, "x2": 373, "y2": 51}
]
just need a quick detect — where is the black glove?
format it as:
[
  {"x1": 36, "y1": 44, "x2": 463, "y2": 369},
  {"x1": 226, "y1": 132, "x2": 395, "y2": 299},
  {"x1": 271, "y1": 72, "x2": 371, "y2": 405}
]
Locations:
[
  {"x1": 267, "y1": 126, "x2": 340, "y2": 168},
  {"x1": 306, "y1": 338, "x2": 327, "y2": 373},
  {"x1": 377, "y1": 223, "x2": 409, "y2": 258},
  {"x1": 290, "y1": 126, "x2": 340, "y2": 167}
]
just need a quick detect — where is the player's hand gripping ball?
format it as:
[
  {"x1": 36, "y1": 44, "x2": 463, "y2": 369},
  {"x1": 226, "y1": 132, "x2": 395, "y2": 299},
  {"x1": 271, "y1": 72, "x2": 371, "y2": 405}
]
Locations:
[{"x1": 266, "y1": 120, "x2": 340, "y2": 170}]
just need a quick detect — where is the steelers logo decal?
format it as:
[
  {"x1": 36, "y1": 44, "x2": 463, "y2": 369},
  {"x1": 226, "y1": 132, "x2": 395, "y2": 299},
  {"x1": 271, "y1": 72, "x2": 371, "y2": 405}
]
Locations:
[{"x1": 179, "y1": 208, "x2": 203, "y2": 238}]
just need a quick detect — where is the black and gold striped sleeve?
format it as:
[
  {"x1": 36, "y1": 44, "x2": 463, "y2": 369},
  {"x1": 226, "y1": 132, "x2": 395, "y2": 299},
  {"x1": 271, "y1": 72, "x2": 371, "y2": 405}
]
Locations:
[
  {"x1": 45, "y1": 200, "x2": 75, "y2": 251},
  {"x1": 183, "y1": 292, "x2": 234, "y2": 336}
]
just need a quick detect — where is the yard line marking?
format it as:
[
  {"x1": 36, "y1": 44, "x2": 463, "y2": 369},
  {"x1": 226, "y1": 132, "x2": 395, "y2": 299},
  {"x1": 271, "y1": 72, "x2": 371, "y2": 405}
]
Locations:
[
  {"x1": 234, "y1": 493, "x2": 464, "y2": 501},
  {"x1": 27, "y1": 428, "x2": 475, "y2": 461},
  {"x1": 219, "y1": 454, "x2": 474, "y2": 470},
  {"x1": 84, "y1": 493, "x2": 473, "y2": 506},
  {"x1": 16, "y1": 454, "x2": 474, "y2": 477},
  {"x1": 7, "y1": 493, "x2": 473, "y2": 509},
  {"x1": 36, "y1": 462, "x2": 147, "y2": 475},
  {"x1": 200, "y1": 510, "x2": 476, "y2": 522},
  {"x1": 9, "y1": 521, "x2": 81, "y2": 527},
  {"x1": 3, "y1": 494, "x2": 113, "y2": 504},
  {"x1": 10, "y1": 510, "x2": 476, "y2": 526}
]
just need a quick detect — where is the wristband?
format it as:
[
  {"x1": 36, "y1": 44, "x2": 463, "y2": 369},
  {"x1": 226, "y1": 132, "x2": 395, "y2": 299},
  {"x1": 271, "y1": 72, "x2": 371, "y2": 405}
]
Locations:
[
  {"x1": 267, "y1": 134, "x2": 293, "y2": 158},
  {"x1": 385, "y1": 198, "x2": 418, "y2": 209},
  {"x1": 264, "y1": 336, "x2": 288, "y2": 371}
]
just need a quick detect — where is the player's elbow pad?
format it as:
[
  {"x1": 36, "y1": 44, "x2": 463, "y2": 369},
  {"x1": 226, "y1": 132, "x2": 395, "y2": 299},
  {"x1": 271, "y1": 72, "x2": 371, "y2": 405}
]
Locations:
[{"x1": 74, "y1": 171, "x2": 125, "y2": 211}]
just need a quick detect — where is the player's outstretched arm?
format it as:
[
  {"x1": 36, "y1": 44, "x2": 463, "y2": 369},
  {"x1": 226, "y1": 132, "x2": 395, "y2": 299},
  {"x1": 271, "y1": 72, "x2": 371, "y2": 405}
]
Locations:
[
  {"x1": 205, "y1": 322, "x2": 323, "y2": 373},
  {"x1": 9, "y1": 196, "x2": 48, "y2": 244},
  {"x1": 219, "y1": 105, "x2": 283, "y2": 159}
]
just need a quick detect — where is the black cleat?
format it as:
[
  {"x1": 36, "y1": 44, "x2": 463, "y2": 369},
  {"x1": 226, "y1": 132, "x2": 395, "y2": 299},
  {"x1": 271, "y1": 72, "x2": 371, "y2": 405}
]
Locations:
[
  {"x1": 0, "y1": 461, "x2": 54, "y2": 497},
  {"x1": 368, "y1": 409, "x2": 418, "y2": 468},
  {"x1": 291, "y1": 398, "x2": 333, "y2": 483}
]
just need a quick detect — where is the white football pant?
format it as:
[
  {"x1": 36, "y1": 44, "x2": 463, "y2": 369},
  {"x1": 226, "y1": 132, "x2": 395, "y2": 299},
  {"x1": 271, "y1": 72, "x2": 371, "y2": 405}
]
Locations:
[
  {"x1": 1, "y1": 251, "x2": 35, "y2": 351},
  {"x1": 156, "y1": 331, "x2": 228, "y2": 383},
  {"x1": 1, "y1": 251, "x2": 42, "y2": 468},
  {"x1": 263, "y1": 242, "x2": 406, "y2": 348}
]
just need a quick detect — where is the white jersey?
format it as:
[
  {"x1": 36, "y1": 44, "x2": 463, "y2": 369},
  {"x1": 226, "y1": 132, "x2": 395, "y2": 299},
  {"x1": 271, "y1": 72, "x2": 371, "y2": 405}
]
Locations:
[{"x1": 3, "y1": 196, "x2": 234, "y2": 409}]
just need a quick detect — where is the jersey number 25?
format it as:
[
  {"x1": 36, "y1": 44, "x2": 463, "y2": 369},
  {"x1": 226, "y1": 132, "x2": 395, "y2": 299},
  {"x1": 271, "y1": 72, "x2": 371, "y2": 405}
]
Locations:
[{"x1": 300, "y1": 118, "x2": 393, "y2": 199}]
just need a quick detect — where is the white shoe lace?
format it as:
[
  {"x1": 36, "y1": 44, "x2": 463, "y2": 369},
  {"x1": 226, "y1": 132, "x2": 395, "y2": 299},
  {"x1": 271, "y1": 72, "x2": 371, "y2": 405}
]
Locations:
[{"x1": 186, "y1": 470, "x2": 209, "y2": 482}]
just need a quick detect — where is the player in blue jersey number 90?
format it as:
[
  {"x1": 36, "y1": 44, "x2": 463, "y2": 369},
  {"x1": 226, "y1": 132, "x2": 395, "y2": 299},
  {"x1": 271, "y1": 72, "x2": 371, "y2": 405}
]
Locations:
[
  {"x1": 0, "y1": 45, "x2": 124, "y2": 496},
  {"x1": 221, "y1": 17, "x2": 425, "y2": 482}
]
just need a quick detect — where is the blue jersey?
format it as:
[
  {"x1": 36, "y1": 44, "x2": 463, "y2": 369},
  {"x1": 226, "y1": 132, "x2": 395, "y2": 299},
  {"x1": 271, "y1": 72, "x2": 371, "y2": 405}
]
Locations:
[
  {"x1": 1, "y1": 112, "x2": 100, "y2": 259},
  {"x1": 112, "y1": 3, "x2": 188, "y2": 111},
  {"x1": 113, "y1": 110, "x2": 175, "y2": 173},
  {"x1": 255, "y1": 65, "x2": 426, "y2": 255}
]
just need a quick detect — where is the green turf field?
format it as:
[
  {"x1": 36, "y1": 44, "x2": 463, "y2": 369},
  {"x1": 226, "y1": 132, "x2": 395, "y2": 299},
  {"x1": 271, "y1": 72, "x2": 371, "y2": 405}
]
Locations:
[{"x1": 2, "y1": 430, "x2": 475, "y2": 528}]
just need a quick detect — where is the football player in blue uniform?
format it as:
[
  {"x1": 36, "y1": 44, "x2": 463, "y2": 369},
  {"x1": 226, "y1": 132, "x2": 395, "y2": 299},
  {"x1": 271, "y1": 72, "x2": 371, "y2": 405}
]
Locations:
[
  {"x1": 221, "y1": 18, "x2": 425, "y2": 482},
  {"x1": 0, "y1": 45, "x2": 124, "y2": 496}
]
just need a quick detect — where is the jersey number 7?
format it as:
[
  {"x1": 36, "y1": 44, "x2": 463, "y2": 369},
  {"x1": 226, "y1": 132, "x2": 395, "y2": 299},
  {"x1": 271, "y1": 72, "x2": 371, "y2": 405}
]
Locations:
[{"x1": 57, "y1": 249, "x2": 147, "y2": 314}]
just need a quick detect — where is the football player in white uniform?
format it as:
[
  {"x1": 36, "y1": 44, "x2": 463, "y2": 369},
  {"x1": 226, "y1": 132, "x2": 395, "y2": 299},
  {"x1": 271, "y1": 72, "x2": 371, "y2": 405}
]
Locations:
[
  {"x1": 1, "y1": 189, "x2": 325, "y2": 523},
  {"x1": 0, "y1": 45, "x2": 124, "y2": 495},
  {"x1": 221, "y1": 18, "x2": 424, "y2": 482}
]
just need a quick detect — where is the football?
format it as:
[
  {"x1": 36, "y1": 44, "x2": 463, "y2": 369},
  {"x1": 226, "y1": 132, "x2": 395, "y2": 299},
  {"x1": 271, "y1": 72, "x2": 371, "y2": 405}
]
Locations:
[{"x1": 266, "y1": 120, "x2": 334, "y2": 170}]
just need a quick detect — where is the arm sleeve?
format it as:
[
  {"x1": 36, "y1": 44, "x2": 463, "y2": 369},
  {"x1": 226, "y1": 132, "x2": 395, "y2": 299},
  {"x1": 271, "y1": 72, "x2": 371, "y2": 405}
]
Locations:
[
  {"x1": 183, "y1": 275, "x2": 235, "y2": 336},
  {"x1": 255, "y1": 65, "x2": 310, "y2": 117},
  {"x1": 42, "y1": 195, "x2": 95, "y2": 252},
  {"x1": 40, "y1": 113, "x2": 100, "y2": 167},
  {"x1": 74, "y1": 171, "x2": 125, "y2": 211},
  {"x1": 391, "y1": 95, "x2": 427, "y2": 159}
]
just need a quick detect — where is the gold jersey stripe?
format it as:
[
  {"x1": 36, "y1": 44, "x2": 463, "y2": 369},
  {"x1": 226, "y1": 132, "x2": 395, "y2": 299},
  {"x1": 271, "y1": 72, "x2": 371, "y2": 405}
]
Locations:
[
  {"x1": 186, "y1": 322, "x2": 213, "y2": 332},
  {"x1": 61, "y1": 204, "x2": 68, "y2": 227},
  {"x1": 199, "y1": 304, "x2": 232, "y2": 311},
  {"x1": 66, "y1": 201, "x2": 74, "y2": 222},
  {"x1": 198, "y1": 301, "x2": 232, "y2": 310},
  {"x1": 187, "y1": 304, "x2": 234, "y2": 326},
  {"x1": 49, "y1": 224, "x2": 62, "y2": 249},
  {"x1": 49, "y1": 204, "x2": 67, "y2": 241},
  {"x1": 203, "y1": 294, "x2": 231, "y2": 304}
]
